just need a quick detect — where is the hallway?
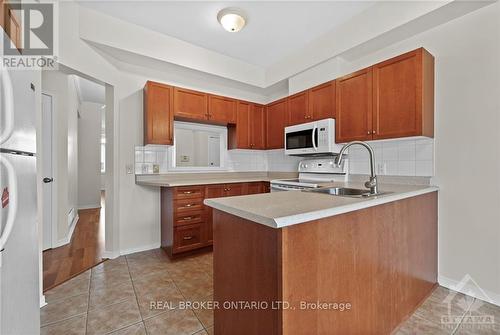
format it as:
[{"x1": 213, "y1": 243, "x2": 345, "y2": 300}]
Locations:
[{"x1": 43, "y1": 193, "x2": 106, "y2": 291}]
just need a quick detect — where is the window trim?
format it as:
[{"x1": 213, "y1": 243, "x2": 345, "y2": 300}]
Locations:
[{"x1": 167, "y1": 121, "x2": 228, "y2": 172}]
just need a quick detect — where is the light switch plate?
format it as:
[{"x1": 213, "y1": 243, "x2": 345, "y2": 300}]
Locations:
[{"x1": 126, "y1": 164, "x2": 134, "y2": 174}]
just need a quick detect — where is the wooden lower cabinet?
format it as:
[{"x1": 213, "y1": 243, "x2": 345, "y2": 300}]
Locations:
[
  {"x1": 213, "y1": 192, "x2": 438, "y2": 335},
  {"x1": 161, "y1": 181, "x2": 270, "y2": 257}
]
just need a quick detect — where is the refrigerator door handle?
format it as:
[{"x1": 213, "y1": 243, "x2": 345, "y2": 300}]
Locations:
[
  {"x1": 0, "y1": 155, "x2": 18, "y2": 253},
  {"x1": 0, "y1": 63, "x2": 14, "y2": 145}
]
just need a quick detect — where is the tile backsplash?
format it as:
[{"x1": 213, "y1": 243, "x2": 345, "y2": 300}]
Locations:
[
  {"x1": 347, "y1": 138, "x2": 434, "y2": 176},
  {"x1": 135, "y1": 146, "x2": 169, "y2": 174},
  {"x1": 134, "y1": 147, "x2": 297, "y2": 174},
  {"x1": 135, "y1": 138, "x2": 434, "y2": 177}
]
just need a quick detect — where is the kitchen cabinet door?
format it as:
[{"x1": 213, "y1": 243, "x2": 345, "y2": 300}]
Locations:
[
  {"x1": 173, "y1": 87, "x2": 208, "y2": 121},
  {"x1": 309, "y1": 80, "x2": 335, "y2": 121},
  {"x1": 288, "y1": 91, "x2": 309, "y2": 125},
  {"x1": 266, "y1": 98, "x2": 287, "y2": 149},
  {"x1": 143, "y1": 81, "x2": 174, "y2": 145},
  {"x1": 373, "y1": 48, "x2": 434, "y2": 139},
  {"x1": 208, "y1": 94, "x2": 237, "y2": 124},
  {"x1": 230, "y1": 101, "x2": 251, "y2": 149},
  {"x1": 224, "y1": 183, "x2": 244, "y2": 197},
  {"x1": 246, "y1": 182, "x2": 263, "y2": 195},
  {"x1": 205, "y1": 184, "x2": 225, "y2": 244},
  {"x1": 262, "y1": 182, "x2": 271, "y2": 193},
  {"x1": 250, "y1": 104, "x2": 266, "y2": 149},
  {"x1": 336, "y1": 67, "x2": 373, "y2": 143}
]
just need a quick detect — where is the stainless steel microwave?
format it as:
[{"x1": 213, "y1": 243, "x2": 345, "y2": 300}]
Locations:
[{"x1": 284, "y1": 118, "x2": 343, "y2": 156}]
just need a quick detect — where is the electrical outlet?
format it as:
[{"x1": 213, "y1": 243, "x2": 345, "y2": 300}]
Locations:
[{"x1": 377, "y1": 162, "x2": 387, "y2": 175}]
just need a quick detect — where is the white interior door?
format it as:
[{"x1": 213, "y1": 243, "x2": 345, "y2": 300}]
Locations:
[
  {"x1": 207, "y1": 136, "x2": 220, "y2": 166},
  {"x1": 41, "y1": 93, "x2": 53, "y2": 250}
]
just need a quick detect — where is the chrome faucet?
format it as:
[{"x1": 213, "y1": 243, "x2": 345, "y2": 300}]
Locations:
[{"x1": 336, "y1": 141, "x2": 378, "y2": 194}]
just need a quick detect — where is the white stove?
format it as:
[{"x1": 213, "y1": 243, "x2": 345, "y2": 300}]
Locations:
[{"x1": 270, "y1": 158, "x2": 347, "y2": 192}]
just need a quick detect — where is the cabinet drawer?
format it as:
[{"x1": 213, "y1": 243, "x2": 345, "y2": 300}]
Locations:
[
  {"x1": 174, "y1": 186, "x2": 205, "y2": 200},
  {"x1": 174, "y1": 212, "x2": 204, "y2": 227},
  {"x1": 173, "y1": 224, "x2": 203, "y2": 253},
  {"x1": 174, "y1": 198, "x2": 204, "y2": 213}
]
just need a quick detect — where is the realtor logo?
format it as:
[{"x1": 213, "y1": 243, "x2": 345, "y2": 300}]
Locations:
[
  {"x1": 441, "y1": 274, "x2": 496, "y2": 332},
  {"x1": 3, "y1": 2, "x2": 54, "y2": 55}
]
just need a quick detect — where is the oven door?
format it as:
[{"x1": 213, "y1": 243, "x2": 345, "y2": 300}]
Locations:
[{"x1": 285, "y1": 124, "x2": 319, "y2": 155}]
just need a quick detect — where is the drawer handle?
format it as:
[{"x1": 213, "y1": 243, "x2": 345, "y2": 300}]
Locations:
[
  {"x1": 184, "y1": 204, "x2": 195, "y2": 208},
  {"x1": 181, "y1": 216, "x2": 193, "y2": 221},
  {"x1": 183, "y1": 191, "x2": 194, "y2": 194},
  {"x1": 183, "y1": 236, "x2": 193, "y2": 240}
]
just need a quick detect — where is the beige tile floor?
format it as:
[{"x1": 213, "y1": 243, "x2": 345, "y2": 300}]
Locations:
[{"x1": 41, "y1": 248, "x2": 500, "y2": 335}]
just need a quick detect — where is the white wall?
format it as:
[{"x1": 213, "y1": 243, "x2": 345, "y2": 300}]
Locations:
[
  {"x1": 290, "y1": 2, "x2": 500, "y2": 302},
  {"x1": 41, "y1": 71, "x2": 79, "y2": 242},
  {"x1": 78, "y1": 102, "x2": 103, "y2": 209},
  {"x1": 67, "y1": 76, "x2": 79, "y2": 224}
]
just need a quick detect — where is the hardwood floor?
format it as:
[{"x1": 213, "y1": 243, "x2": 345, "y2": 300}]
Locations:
[{"x1": 43, "y1": 193, "x2": 106, "y2": 291}]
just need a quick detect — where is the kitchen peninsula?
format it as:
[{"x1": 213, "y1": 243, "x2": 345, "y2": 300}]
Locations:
[{"x1": 204, "y1": 182, "x2": 438, "y2": 334}]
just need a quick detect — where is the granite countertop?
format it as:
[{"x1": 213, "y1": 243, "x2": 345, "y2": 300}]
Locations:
[{"x1": 204, "y1": 181, "x2": 439, "y2": 229}]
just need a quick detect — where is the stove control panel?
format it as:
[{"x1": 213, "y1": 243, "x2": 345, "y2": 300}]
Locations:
[{"x1": 298, "y1": 158, "x2": 346, "y2": 174}]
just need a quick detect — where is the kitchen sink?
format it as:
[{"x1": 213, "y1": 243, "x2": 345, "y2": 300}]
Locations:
[{"x1": 306, "y1": 187, "x2": 391, "y2": 198}]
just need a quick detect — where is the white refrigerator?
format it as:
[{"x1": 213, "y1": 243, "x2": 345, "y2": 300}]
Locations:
[{"x1": 0, "y1": 33, "x2": 40, "y2": 334}]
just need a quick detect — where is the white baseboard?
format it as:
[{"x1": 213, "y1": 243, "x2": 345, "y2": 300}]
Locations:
[
  {"x1": 78, "y1": 204, "x2": 101, "y2": 210},
  {"x1": 40, "y1": 294, "x2": 47, "y2": 308},
  {"x1": 101, "y1": 250, "x2": 120, "y2": 259},
  {"x1": 119, "y1": 243, "x2": 161, "y2": 257},
  {"x1": 439, "y1": 274, "x2": 500, "y2": 307},
  {"x1": 52, "y1": 214, "x2": 79, "y2": 248}
]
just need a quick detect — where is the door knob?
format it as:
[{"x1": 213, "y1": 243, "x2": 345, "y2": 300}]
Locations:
[{"x1": 43, "y1": 177, "x2": 53, "y2": 183}]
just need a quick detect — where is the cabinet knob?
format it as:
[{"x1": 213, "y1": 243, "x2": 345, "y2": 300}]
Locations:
[
  {"x1": 367, "y1": 131, "x2": 371, "y2": 135},
  {"x1": 183, "y1": 236, "x2": 193, "y2": 240},
  {"x1": 373, "y1": 130, "x2": 376, "y2": 134}
]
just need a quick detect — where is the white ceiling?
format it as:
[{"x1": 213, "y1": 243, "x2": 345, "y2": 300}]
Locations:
[{"x1": 78, "y1": 1, "x2": 375, "y2": 67}]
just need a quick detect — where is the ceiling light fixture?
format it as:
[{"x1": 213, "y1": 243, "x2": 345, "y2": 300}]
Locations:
[{"x1": 217, "y1": 8, "x2": 246, "y2": 33}]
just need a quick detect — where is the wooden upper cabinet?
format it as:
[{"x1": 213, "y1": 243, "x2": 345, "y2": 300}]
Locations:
[
  {"x1": 266, "y1": 98, "x2": 287, "y2": 149},
  {"x1": 230, "y1": 101, "x2": 251, "y2": 149},
  {"x1": 373, "y1": 48, "x2": 434, "y2": 139},
  {"x1": 287, "y1": 91, "x2": 309, "y2": 125},
  {"x1": 309, "y1": 80, "x2": 336, "y2": 121},
  {"x1": 208, "y1": 94, "x2": 237, "y2": 124},
  {"x1": 336, "y1": 68, "x2": 373, "y2": 143},
  {"x1": 250, "y1": 104, "x2": 266, "y2": 149},
  {"x1": 229, "y1": 102, "x2": 266, "y2": 150},
  {"x1": 173, "y1": 87, "x2": 208, "y2": 121},
  {"x1": 143, "y1": 81, "x2": 174, "y2": 145},
  {"x1": 1, "y1": 2, "x2": 21, "y2": 50}
]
